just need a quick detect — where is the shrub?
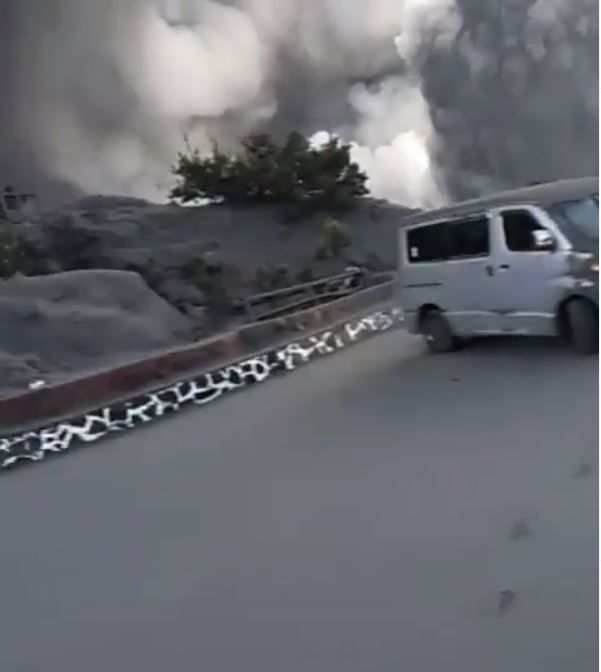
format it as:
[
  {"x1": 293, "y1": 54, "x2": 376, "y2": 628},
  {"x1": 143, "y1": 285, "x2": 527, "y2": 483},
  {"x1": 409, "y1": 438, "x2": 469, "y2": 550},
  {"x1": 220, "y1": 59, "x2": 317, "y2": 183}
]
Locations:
[
  {"x1": 320, "y1": 217, "x2": 351, "y2": 259},
  {"x1": 0, "y1": 228, "x2": 48, "y2": 278},
  {"x1": 0, "y1": 230, "x2": 25, "y2": 278},
  {"x1": 170, "y1": 131, "x2": 369, "y2": 212}
]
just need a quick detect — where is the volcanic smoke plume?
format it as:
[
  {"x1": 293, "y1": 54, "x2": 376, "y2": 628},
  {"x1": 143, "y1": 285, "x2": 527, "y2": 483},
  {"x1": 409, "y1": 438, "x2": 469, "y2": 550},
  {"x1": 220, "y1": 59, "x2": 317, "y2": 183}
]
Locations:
[{"x1": 0, "y1": 0, "x2": 598, "y2": 207}]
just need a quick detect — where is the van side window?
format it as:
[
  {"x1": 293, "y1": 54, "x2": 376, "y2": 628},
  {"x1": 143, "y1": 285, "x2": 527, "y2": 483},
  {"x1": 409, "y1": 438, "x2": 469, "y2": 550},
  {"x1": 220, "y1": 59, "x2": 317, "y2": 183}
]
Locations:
[
  {"x1": 448, "y1": 217, "x2": 490, "y2": 259},
  {"x1": 502, "y1": 211, "x2": 545, "y2": 252},
  {"x1": 406, "y1": 223, "x2": 449, "y2": 263}
]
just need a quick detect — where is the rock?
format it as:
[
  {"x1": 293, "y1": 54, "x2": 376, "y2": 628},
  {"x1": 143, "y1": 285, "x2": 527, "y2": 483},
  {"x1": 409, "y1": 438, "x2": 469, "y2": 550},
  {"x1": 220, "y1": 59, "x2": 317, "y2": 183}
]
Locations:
[
  {"x1": 498, "y1": 589, "x2": 517, "y2": 614},
  {"x1": 509, "y1": 520, "x2": 533, "y2": 541}
]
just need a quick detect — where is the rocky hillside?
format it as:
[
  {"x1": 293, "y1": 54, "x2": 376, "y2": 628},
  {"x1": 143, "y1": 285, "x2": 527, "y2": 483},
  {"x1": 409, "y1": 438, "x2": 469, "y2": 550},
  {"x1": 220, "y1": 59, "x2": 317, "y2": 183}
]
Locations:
[
  {"x1": 10, "y1": 196, "x2": 413, "y2": 318},
  {"x1": 0, "y1": 196, "x2": 415, "y2": 394}
]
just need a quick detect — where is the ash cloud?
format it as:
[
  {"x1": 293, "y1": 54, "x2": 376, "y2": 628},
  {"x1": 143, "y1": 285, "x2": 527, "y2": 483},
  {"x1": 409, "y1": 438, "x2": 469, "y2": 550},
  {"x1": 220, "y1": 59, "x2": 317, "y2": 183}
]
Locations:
[{"x1": 0, "y1": 0, "x2": 597, "y2": 208}]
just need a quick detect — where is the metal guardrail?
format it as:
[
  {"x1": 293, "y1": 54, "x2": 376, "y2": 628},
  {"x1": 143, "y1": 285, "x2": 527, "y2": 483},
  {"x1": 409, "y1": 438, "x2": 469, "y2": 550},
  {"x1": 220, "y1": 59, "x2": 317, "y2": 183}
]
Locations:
[{"x1": 236, "y1": 269, "x2": 393, "y2": 322}]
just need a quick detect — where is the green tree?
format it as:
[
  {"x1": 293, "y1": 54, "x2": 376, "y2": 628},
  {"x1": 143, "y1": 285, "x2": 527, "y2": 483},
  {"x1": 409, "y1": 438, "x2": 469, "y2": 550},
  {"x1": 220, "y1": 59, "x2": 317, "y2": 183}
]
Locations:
[
  {"x1": 170, "y1": 145, "x2": 236, "y2": 203},
  {"x1": 170, "y1": 131, "x2": 369, "y2": 211},
  {"x1": 231, "y1": 133, "x2": 281, "y2": 202}
]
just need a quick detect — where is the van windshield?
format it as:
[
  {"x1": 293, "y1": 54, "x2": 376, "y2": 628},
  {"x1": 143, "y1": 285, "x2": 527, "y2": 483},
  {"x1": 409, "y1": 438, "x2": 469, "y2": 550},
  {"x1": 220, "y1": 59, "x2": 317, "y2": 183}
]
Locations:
[{"x1": 547, "y1": 195, "x2": 599, "y2": 240}]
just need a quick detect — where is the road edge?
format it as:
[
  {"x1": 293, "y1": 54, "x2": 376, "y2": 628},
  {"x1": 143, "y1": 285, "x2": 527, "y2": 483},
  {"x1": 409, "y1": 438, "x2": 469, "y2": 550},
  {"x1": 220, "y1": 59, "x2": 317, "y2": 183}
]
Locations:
[{"x1": 1, "y1": 302, "x2": 403, "y2": 469}]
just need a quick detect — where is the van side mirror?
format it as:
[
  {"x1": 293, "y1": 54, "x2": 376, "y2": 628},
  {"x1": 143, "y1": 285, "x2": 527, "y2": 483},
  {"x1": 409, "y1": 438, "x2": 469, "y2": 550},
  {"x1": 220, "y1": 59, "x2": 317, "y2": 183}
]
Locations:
[{"x1": 531, "y1": 229, "x2": 557, "y2": 251}]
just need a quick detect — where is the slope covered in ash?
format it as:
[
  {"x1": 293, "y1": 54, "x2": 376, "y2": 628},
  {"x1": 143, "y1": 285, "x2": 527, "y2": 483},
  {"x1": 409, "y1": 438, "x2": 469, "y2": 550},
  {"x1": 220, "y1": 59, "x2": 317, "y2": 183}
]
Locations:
[
  {"x1": 18, "y1": 196, "x2": 412, "y2": 314},
  {"x1": 2, "y1": 197, "x2": 412, "y2": 395},
  {"x1": 0, "y1": 270, "x2": 193, "y2": 397},
  {"x1": 24, "y1": 196, "x2": 412, "y2": 274}
]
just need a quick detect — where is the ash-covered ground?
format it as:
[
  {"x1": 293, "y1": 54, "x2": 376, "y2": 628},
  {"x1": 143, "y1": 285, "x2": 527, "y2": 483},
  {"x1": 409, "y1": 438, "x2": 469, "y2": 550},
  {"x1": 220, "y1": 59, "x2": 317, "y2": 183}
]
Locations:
[{"x1": 0, "y1": 270, "x2": 194, "y2": 397}]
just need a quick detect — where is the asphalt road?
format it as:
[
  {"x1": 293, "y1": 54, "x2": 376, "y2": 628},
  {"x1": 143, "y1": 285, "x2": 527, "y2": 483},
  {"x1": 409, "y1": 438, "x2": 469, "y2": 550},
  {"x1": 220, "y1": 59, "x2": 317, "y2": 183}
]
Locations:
[{"x1": 0, "y1": 330, "x2": 598, "y2": 672}]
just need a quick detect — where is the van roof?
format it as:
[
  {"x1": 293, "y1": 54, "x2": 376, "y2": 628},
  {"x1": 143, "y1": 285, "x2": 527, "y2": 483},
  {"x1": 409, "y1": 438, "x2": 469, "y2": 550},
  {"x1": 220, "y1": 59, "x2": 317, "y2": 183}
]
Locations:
[{"x1": 401, "y1": 176, "x2": 599, "y2": 228}]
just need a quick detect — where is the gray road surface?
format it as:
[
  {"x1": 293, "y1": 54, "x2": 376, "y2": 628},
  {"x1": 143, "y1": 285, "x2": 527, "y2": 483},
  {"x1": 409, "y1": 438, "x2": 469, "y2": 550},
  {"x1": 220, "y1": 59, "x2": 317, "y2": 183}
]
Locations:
[{"x1": 0, "y1": 331, "x2": 598, "y2": 672}]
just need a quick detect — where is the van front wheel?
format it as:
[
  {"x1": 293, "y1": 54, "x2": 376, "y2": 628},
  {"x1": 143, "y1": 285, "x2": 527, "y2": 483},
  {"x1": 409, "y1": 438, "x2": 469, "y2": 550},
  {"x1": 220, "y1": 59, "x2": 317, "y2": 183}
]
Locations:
[
  {"x1": 566, "y1": 299, "x2": 598, "y2": 354},
  {"x1": 420, "y1": 310, "x2": 459, "y2": 353}
]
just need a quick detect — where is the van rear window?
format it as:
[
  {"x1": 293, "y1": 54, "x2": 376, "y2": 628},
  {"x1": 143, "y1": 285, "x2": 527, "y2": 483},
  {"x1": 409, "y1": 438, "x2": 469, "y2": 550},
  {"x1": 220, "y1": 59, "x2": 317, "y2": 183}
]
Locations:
[
  {"x1": 407, "y1": 223, "x2": 449, "y2": 263},
  {"x1": 406, "y1": 216, "x2": 490, "y2": 263}
]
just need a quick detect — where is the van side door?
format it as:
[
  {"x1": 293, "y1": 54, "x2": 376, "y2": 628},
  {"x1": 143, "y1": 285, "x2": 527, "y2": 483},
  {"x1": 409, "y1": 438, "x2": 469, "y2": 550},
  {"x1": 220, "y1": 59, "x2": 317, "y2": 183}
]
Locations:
[
  {"x1": 487, "y1": 205, "x2": 571, "y2": 335},
  {"x1": 444, "y1": 214, "x2": 503, "y2": 335}
]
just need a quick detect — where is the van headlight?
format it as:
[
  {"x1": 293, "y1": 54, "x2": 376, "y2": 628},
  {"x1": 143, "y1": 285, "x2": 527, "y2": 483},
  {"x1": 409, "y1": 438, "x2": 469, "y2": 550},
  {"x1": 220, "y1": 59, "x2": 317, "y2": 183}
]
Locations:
[{"x1": 590, "y1": 263, "x2": 599, "y2": 273}]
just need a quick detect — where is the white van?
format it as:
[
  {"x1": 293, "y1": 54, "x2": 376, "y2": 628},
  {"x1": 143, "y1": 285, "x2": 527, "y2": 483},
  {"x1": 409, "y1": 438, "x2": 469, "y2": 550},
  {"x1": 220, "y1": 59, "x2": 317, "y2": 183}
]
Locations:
[{"x1": 398, "y1": 177, "x2": 599, "y2": 354}]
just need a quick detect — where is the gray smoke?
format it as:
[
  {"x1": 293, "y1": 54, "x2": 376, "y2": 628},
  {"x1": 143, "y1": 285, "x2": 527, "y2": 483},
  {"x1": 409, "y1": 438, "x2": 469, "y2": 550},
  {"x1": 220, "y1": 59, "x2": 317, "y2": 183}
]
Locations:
[
  {"x1": 0, "y1": 0, "x2": 598, "y2": 208},
  {"x1": 420, "y1": 0, "x2": 599, "y2": 199}
]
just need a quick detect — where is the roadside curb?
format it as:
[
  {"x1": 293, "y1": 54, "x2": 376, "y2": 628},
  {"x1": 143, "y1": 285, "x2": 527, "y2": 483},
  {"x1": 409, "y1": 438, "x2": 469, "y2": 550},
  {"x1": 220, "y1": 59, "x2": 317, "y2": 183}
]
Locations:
[{"x1": 1, "y1": 300, "x2": 402, "y2": 470}]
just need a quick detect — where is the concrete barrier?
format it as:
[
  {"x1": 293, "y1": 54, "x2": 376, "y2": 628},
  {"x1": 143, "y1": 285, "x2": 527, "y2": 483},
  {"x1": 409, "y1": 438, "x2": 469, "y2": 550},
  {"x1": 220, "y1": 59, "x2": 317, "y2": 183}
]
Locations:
[
  {"x1": 0, "y1": 282, "x2": 401, "y2": 469},
  {"x1": 0, "y1": 331, "x2": 242, "y2": 432}
]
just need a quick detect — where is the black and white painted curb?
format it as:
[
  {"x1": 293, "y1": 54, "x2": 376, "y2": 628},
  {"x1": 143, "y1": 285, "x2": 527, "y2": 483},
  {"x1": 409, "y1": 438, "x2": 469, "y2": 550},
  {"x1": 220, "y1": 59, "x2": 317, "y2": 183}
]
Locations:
[{"x1": 0, "y1": 307, "x2": 403, "y2": 469}]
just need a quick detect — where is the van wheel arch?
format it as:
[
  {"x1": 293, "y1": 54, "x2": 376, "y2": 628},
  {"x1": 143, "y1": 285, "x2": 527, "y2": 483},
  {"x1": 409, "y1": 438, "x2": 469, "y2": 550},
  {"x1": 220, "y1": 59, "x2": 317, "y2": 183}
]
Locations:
[{"x1": 418, "y1": 304, "x2": 461, "y2": 353}]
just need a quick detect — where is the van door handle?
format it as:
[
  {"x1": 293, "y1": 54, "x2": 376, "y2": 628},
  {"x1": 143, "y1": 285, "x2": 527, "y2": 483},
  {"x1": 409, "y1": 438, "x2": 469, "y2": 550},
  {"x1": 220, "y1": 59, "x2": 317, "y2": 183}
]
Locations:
[{"x1": 486, "y1": 263, "x2": 510, "y2": 276}]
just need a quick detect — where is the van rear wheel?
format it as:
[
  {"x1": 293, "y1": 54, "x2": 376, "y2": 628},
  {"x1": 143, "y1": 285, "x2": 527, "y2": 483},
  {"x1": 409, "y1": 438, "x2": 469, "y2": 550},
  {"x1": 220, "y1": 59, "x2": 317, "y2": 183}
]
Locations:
[
  {"x1": 566, "y1": 299, "x2": 598, "y2": 354},
  {"x1": 421, "y1": 309, "x2": 459, "y2": 353}
]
